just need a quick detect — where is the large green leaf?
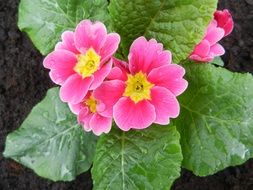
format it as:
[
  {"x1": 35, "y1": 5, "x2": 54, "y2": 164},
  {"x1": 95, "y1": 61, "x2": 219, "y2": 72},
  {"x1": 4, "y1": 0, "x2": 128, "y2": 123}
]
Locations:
[
  {"x1": 92, "y1": 125, "x2": 182, "y2": 190},
  {"x1": 109, "y1": 0, "x2": 217, "y2": 63},
  {"x1": 3, "y1": 87, "x2": 97, "y2": 181},
  {"x1": 175, "y1": 62, "x2": 253, "y2": 176},
  {"x1": 18, "y1": 0, "x2": 109, "y2": 55}
]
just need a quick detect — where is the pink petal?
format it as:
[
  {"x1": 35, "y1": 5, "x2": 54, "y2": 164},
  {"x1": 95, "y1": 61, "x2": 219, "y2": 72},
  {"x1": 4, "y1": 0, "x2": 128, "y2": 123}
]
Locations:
[
  {"x1": 206, "y1": 20, "x2": 218, "y2": 34},
  {"x1": 49, "y1": 68, "x2": 75, "y2": 85},
  {"x1": 78, "y1": 109, "x2": 93, "y2": 132},
  {"x1": 129, "y1": 37, "x2": 171, "y2": 75},
  {"x1": 107, "y1": 67, "x2": 124, "y2": 80},
  {"x1": 214, "y1": 9, "x2": 234, "y2": 36},
  {"x1": 113, "y1": 57, "x2": 129, "y2": 71},
  {"x1": 60, "y1": 74, "x2": 93, "y2": 104},
  {"x1": 222, "y1": 21, "x2": 234, "y2": 37},
  {"x1": 214, "y1": 10, "x2": 227, "y2": 27},
  {"x1": 148, "y1": 64, "x2": 188, "y2": 96},
  {"x1": 43, "y1": 50, "x2": 77, "y2": 85},
  {"x1": 205, "y1": 27, "x2": 225, "y2": 46},
  {"x1": 89, "y1": 59, "x2": 113, "y2": 90},
  {"x1": 192, "y1": 39, "x2": 211, "y2": 57},
  {"x1": 113, "y1": 97, "x2": 156, "y2": 131},
  {"x1": 43, "y1": 50, "x2": 77, "y2": 69},
  {"x1": 107, "y1": 58, "x2": 128, "y2": 81},
  {"x1": 155, "y1": 50, "x2": 172, "y2": 67},
  {"x1": 55, "y1": 31, "x2": 79, "y2": 54},
  {"x1": 146, "y1": 38, "x2": 172, "y2": 69},
  {"x1": 150, "y1": 38, "x2": 163, "y2": 51},
  {"x1": 74, "y1": 20, "x2": 107, "y2": 53},
  {"x1": 55, "y1": 42, "x2": 65, "y2": 50},
  {"x1": 68, "y1": 102, "x2": 86, "y2": 115},
  {"x1": 150, "y1": 86, "x2": 180, "y2": 125},
  {"x1": 93, "y1": 80, "x2": 125, "y2": 117},
  {"x1": 100, "y1": 33, "x2": 120, "y2": 64},
  {"x1": 128, "y1": 37, "x2": 147, "y2": 73},
  {"x1": 210, "y1": 43, "x2": 225, "y2": 56},
  {"x1": 89, "y1": 113, "x2": 112, "y2": 136},
  {"x1": 189, "y1": 54, "x2": 214, "y2": 62}
]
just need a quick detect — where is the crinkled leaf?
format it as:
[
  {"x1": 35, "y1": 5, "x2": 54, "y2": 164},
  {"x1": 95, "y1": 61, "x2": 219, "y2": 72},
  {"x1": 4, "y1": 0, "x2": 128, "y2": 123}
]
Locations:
[
  {"x1": 92, "y1": 125, "x2": 182, "y2": 190},
  {"x1": 3, "y1": 87, "x2": 97, "y2": 181},
  {"x1": 175, "y1": 62, "x2": 253, "y2": 176},
  {"x1": 18, "y1": 0, "x2": 109, "y2": 55},
  {"x1": 109, "y1": 0, "x2": 218, "y2": 63}
]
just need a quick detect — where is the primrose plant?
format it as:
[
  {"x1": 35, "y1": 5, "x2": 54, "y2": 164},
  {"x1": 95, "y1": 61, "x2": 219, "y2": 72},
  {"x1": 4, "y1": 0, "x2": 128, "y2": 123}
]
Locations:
[{"x1": 4, "y1": 0, "x2": 253, "y2": 189}]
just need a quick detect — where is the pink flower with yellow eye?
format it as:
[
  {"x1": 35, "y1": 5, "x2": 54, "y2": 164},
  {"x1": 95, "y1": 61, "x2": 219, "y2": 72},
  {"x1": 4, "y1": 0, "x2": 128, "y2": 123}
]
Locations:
[
  {"x1": 190, "y1": 9, "x2": 234, "y2": 62},
  {"x1": 43, "y1": 20, "x2": 120, "y2": 104},
  {"x1": 94, "y1": 37, "x2": 188, "y2": 131},
  {"x1": 69, "y1": 91, "x2": 112, "y2": 136}
]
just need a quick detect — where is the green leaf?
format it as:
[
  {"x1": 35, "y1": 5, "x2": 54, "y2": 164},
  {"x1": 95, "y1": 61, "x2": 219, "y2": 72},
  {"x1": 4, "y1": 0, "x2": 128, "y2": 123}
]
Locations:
[
  {"x1": 18, "y1": 0, "x2": 109, "y2": 55},
  {"x1": 109, "y1": 0, "x2": 218, "y2": 63},
  {"x1": 175, "y1": 62, "x2": 253, "y2": 176},
  {"x1": 92, "y1": 125, "x2": 182, "y2": 190},
  {"x1": 3, "y1": 87, "x2": 97, "y2": 181},
  {"x1": 211, "y1": 57, "x2": 224, "y2": 67}
]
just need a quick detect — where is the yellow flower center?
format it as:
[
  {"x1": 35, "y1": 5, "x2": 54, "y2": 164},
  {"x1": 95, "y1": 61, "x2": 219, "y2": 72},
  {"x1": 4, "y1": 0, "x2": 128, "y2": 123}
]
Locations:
[
  {"x1": 123, "y1": 71, "x2": 154, "y2": 103},
  {"x1": 74, "y1": 48, "x2": 101, "y2": 78},
  {"x1": 84, "y1": 95, "x2": 97, "y2": 113}
]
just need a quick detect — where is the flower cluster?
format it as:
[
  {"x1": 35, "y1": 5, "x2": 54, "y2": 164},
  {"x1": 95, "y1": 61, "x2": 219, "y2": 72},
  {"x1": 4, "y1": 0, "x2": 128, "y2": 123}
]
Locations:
[
  {"x1": 44, "y1": 20, "x2": 120, "y2": 135},
  {"x1": 190, "y1": 9, "x2": 234, "y2": 62},
  {"x1": 43, "y1": 9, "x2": 233, "y2": 135},
  {"x1": 43, "y1": 20, "x2": 187, "y2": 135}
]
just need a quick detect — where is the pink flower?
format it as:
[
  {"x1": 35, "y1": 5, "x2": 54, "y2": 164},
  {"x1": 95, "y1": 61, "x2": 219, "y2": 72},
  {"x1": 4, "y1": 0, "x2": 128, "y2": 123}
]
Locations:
[
  {"x1": 190, "y1": 9, "x2": 234, "y2": 62},
  {"x1": 69, "y1": 91, "x2": 112, "y2": 136},
  {"x1": 94, "y1": 37, "x2": 188, "y2": 131},
  {"x1": 43, "y1": 20, "x2": 120, "y2": 104},
  {"x1": 214, "y1": 9, "x2": 234, "y2": 37}
]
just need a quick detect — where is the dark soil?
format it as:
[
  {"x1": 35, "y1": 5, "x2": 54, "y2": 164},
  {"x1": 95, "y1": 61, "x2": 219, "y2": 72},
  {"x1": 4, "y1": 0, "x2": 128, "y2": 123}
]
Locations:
[{"x1": 0, "y1": 0, "x2": 253, "y2": 189}]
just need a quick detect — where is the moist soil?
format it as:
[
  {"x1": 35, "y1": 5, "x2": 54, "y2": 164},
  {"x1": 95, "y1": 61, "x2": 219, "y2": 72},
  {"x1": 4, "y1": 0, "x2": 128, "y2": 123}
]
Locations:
[{"x1": 0, "y1": 0, "x2": 253, "y2": 189}]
